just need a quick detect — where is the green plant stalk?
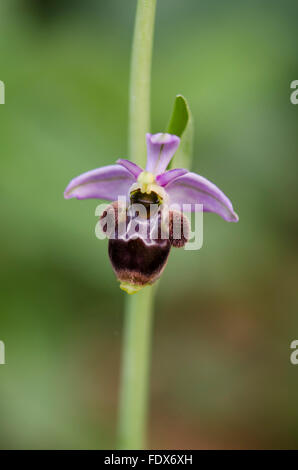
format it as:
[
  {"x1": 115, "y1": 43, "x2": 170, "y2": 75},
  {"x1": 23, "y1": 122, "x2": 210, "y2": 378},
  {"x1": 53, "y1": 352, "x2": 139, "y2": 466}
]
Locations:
[
  {"x1": 129, "y1": 0, "x2": 156, "y2": 167},
  {"x1": 118, "y1": 287, "x2": 155, "y2": 449},
  {"x1": 118, "y1": 0, "x2": 157, "y2": 450}
]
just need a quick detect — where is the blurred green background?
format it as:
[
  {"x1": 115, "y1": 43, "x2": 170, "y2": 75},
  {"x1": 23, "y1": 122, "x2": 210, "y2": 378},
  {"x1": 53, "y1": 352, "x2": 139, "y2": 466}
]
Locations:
[{"x1": 0, "y1": 0, "x2": 298, "y2": 449}]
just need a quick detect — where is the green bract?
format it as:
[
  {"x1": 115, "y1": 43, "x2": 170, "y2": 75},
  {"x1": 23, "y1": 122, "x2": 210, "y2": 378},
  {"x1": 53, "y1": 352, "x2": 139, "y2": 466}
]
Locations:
[{"x1": 167, "y1": 94, "x2": 193, "y2": 169}]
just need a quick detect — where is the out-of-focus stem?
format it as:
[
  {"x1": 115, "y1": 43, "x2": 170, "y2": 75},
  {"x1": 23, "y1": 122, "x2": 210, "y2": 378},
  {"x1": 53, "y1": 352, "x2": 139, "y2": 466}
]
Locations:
[
  {"x1": 118, "y1": 287, "x2": 155, "y2": 449},
  {"x1": 118, "y1": 0, "x2": 157, "y2": 450},
  {"x1": 129, "y1": 0, "x2": 156, "y2": 167}
]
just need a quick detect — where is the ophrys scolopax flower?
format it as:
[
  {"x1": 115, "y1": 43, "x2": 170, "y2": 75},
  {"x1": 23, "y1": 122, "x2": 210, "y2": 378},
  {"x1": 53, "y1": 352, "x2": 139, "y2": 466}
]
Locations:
[{"x1": 64, "y1": 133, "x2": 238, "y2": 293}]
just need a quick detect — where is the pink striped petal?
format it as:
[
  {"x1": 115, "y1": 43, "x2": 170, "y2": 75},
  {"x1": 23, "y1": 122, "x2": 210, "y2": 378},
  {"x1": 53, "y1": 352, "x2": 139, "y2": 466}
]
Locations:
[
  {"x1": 145, "y1": 133, "x2": 180, "y2": 175},
  {"x1": 64, "y1": 164, "x2": 135, "y2": 201},
  {"x1": 116, "y1": 158, "x2": 143, "y2": 178},
  {"x1": 165, "y1": 171, "x2": 239, "y2": 222},
  {"x1": 156, "y1": 168, "x2": 188, "y2": 187}
]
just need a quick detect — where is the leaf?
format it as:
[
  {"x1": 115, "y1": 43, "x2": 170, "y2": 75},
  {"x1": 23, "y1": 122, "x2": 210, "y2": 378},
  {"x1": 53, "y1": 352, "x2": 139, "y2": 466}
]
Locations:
[{"x1": 166, "y1": 94, "x2": 194, "y2": 169}]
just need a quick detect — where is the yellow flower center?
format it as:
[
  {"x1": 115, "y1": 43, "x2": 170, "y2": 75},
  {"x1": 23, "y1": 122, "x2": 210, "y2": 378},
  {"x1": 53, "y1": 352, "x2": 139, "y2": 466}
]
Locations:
[
  {"x1": 129, "y1": 171, "x2": 168, "y2": 205},
  {"x1": 137, "y1": 171, "x2": 155, "y2": 194}
]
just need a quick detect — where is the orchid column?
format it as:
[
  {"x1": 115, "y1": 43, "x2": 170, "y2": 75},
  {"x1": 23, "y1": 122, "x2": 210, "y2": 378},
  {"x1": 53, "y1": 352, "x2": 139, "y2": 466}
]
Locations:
[{"x1": 118, "y1": 0, "x2": 157, "y2": 450}]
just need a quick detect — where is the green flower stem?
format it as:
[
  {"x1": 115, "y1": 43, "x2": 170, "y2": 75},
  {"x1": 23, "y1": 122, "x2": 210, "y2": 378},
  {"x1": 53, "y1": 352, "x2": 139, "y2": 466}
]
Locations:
[
  {"x1": 118, "y1": 0, "x2": 157, "y2": 450},
  {"x1": 129, "y1": 0, "x2": 157, "y2": 167},
  {"x1": 118, "y1": 287, "x2": 155, "y2": 449}
]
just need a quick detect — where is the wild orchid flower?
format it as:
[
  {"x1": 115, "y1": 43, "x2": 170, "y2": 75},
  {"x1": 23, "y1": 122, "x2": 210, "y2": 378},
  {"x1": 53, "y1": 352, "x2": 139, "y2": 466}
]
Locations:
[{"x1": 64, "y1": 132, "x2": 238, "y2": 293}]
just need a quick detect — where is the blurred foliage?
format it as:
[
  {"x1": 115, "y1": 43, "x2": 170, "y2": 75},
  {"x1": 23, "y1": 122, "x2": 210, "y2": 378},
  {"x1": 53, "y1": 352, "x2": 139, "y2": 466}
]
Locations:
[{"x1": 0, "y1": 0, "x2": 298, "y2": 449}]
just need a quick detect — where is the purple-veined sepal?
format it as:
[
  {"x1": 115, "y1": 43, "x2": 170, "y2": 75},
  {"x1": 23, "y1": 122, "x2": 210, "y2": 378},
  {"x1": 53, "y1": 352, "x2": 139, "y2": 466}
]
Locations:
[{"x1": 165, "y1": 171, "x2": 239, "y2": 222}]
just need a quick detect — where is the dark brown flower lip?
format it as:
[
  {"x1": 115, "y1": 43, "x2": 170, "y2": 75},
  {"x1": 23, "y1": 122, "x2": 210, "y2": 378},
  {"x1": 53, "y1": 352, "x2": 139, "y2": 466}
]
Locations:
[
  {"x1": 100, "y1": 201, "x2": 190, "y2": 293},
  {"x1": 108, "y1": 237, "x2": 171, "y2": 293}
]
